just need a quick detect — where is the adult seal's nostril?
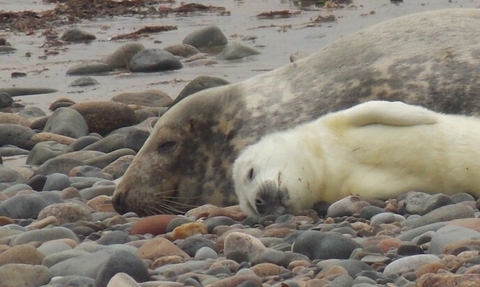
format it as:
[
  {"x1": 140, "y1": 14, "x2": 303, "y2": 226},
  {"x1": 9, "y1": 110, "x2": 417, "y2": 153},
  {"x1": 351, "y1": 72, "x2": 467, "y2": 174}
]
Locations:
[{"x1": 112, "y1": 193, "x2": 127, "y2": 215}]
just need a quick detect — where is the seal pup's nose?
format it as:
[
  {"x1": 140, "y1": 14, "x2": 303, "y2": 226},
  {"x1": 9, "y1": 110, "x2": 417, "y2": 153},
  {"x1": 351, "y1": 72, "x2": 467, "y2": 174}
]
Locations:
[{"x1": 255, "y1": 180, "x2": 278, "y2": 215}]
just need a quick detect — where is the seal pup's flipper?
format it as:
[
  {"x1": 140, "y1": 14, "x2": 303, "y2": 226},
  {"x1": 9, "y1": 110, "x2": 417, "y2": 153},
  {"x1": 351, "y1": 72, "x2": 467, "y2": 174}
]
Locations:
[{"x1": 343, "y1": 101, "x2": 438, "y2": 127}]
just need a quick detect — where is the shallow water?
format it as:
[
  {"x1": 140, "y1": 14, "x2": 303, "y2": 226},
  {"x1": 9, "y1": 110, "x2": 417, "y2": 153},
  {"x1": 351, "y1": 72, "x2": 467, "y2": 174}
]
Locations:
[{"x1": 1, "y1": 0, "x2": 479, "y2": 113}]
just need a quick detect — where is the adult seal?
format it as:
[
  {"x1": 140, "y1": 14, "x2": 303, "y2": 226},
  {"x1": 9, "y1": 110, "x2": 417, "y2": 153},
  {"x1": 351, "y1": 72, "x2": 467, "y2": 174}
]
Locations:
[
  {"x1": 113, "y1": 9, "x2": 480, "y2": 216},
  {"x1": 233, "y1": 101, "x2": 480, "y2": 216}
]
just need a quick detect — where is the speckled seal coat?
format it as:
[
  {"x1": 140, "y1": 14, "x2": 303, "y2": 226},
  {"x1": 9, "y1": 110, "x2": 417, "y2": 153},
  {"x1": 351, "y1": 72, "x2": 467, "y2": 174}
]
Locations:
[
  {"x1": 233, "y1": 101, "x2": 480, "y2": 216},
  {"x1": 113, "y1": 9, "x2": 480, "y2": 216}
]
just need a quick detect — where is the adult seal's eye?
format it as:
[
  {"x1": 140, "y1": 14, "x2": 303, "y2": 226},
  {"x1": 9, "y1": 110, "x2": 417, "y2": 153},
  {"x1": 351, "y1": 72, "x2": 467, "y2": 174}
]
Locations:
[{"x1": 158, "y1": 141, "x2": 177, "y2": 153}]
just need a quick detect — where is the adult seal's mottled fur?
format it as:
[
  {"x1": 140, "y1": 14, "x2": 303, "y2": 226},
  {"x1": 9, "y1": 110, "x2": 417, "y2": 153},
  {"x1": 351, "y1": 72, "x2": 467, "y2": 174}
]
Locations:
[
  {"x1": 233, "y1": 101, "x2": 480, "y2": 216},
  {"x1": 113, "y1": 9, "x2": 480, "y2": 216}
]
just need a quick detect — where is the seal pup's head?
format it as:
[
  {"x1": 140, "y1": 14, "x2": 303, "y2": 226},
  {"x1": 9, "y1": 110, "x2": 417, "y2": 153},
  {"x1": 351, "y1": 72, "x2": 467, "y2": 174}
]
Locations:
[{"x1": 233, "y1": 130, "x2": 323, "y2": 216}]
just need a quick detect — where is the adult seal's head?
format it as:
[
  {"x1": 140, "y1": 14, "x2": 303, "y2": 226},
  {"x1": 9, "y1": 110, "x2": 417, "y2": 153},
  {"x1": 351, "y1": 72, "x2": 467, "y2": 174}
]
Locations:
[{"x1": 113, "y1": 8, "x2": 480, "y2": 216}]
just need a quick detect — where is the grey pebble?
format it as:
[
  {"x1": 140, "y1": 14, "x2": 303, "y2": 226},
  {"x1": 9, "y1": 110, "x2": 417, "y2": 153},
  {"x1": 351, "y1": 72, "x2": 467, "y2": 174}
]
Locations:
[
  {"x1": 0, "y1": 123, "x2": 35, "y2": 149},
  {"x1": 43, "y1": 107, "x2": 89, "y2": 138},
  {"x1": 10, "y1": 226, "x2": 78, "y2": 246},
  {"x1": 95, "y1": 250, "x2": 149, "y2": 287},
  {"x1": 216, "y1": 42, "x2": 260, "y2": 60},
  {"x1": 182, "y1": 25, "x2": 228, "y2": 49},
  {"x1": 129, "y1": 49, "x2": 183, "y2": 73},
  {"x1": 0, "y1": 264, "x2": 52, "y2": 287},
  {"x1": 61, "y1": 27, "x2": 96, "y2": 42},
  {"x1": 35, "y1": 157, "x2": 85, "y2": 176},
  {"x1": 66, "y1": 62, "x2": 113, "y2": 76},
  {"x1": 26, "y1": 141, "x2": 73, "y2": 166},
  {"x1": 292, "y1": 230, "x2": 361, "y2": 260},
  {"x1": 43, "y1": 173, "x2": 71, "y2": 191},
  {"x1": 428, "y1": 225, "x2": 480, "y2": 254},
  {"x1": 69, "y1": 76, "x2": 100, "y2": 87},
  {"x1": 0, "y1": 191, "x2": 63, "y2": 219}
]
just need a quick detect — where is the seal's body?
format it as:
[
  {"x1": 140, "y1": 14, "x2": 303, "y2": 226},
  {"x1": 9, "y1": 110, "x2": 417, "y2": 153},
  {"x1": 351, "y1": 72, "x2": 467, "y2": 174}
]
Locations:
[
  {"x1": 113, "y1": 9, "x2": 480, "y2": 216},
  {"x1": 233, "y1": 101, "x2": 480, "y2": 216}
]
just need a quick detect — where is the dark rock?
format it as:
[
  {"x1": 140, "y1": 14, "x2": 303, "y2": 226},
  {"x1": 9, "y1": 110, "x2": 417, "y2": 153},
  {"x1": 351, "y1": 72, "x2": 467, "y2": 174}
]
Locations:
[
  {"x1": 66, "y1": 62, "x2": 113, "y2": 76},
  {"x1": 292, "y1": 230, "x2": 361, "y2": 260},
  {"x1": 61, "y1": 28, "x2": 96, "y2": 42},
  {"x1": 102, "y1": 42, "x2": 145, "y2": 69},
  {"x1": 182, "y1": 25, "x2": 228, "y2": 50},
  {"x1": 26, "y1": 141, "x2": 73, "y2": 165},
  {"x1": 173, "y1": 75, "x2": 229, "y2": 107},
  {"x1": 95, "y1": 250, "x2": 149, "y2": 287},
  {"x1": 129, "y1": 49, "x2": 183, "y2": 73},
  {"x1": 216, "y1": 42, "x2": 260, "y2": 60},
  {"x1": 69, "y1": 76, "x2": 100, "y2": 87}
]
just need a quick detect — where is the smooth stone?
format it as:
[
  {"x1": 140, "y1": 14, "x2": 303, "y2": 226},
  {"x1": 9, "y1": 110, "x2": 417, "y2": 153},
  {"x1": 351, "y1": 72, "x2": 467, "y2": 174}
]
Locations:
[
  {"x1": 31, "y1": 132, "x2": 75, "y2": 146},
  {"x1": 251, "y1": 248, "x2": 309, "y2": 268},
  {"x1": 0, "y1": 113, "x2": 29, "y2": 126},
  {"x1": 70, "y1": 135, "x2": 101, "y2": 151},
  {"x1": 110, "y1": 126, "x2": 150, "y2": 152},
  {"x1": 408, "y1": 203, "x2": 475, "y2": 228},
  {"x1": 194, "y1": 247, "x2": 218, "y2": 260},
  {"x1": 370, "y1": 212, "x2": 405, "y2": 225},
  {"x1": 326, "y1": 196, "x2": 370, "y2": 218},
  {"x1": 224, "y1": 231, "x2": 267, "y2": 262},
  {"x1": 102, "y1": 155, "x2": 135, "y2": 179},
  {"x1": 0, "y1": 145, "x2": 29, "y2": 156},
  {"x1": 69, "y1": 76, "x2": 100, "y2": 87},
  {"x1": 451, "y1": 192, "x2": 476, "y2": 203},
  {"x1": 83, "y1": 148, "x2": 136, "y2": 169},
  {"x1": 396, "y1": 222, "x2": 447, "y2": 241},
  {"x1": 106, "y1": 272, "x2": 140, "y2": 287},
  {"x1": 292, "y1": 230, "x2": 361, "y2": 260},
  {"x1": 50, "y1": 249, "x2": 119, "y2": 278},
  {"x1": 0, "y1": 123, "x2": 35, "y2": 149},
  {"x1": 0, "y1": 183, "x2": 32, "y2": 195},
  {"x1": 35, "y1": 157, "x2": 85, "y2": 176},
  {"x1": 177, "y1": 234, "x2": 216, "y2": 257},
  {"x1": 204, "y1": 216, "x2": 238, "y2": 233},
  {"x1": 416, "y1": 273, "x2": 480, "y2": 287},
  {"x1": 0, "y1": 166, "x2": 26, "y2": 185},
  {"x1": 129, "y1": 49, "x2": 183, "y2": 72},
  {"x1": 0, "y1": 264, "x2": 52, "y2": 287},
  {"x1": 61, "y1": 27, "x2": 96, "y2": 42},
  {"x1": 337, "y1": 259, "x2": 374, "y2": 278},
  {"x1": 26, "y1": 141, "x2": 72, "y2": 165},
  {"x1": 102, "y1": 42, "x2": 145, "y2": 69},
  {"x1": 0, "y1": 87, "x2": 57, "y2": 96},
  {"x1": 69, "y1": 165, "x2": 112, "y2": 180},
  {"x1": 42, "y1": 249, "x2": 90, "y2": 268},
  {"x1": 57, "y1": 150, "x2": 105, "y2": 161},
  {"x1": 70, "y1": 177, "x2": 112, "y2": 190},
  {"x1": 137, "y1": 237, "x2": 190, "y2": 260},
  {"x1": 359, "y1": 205, "x2": 386, "y2": 220},
  {"x1": 43, "y1": 172, "x2": 71, "y2": 191},
  {"x1": 112, "y1": 89, "x2": 172, "y2": 107},
  {"x1": 329, "y1": 274, "x2": 354, "y2": 287},
  {"x1": 49, "y1": 275, "x2": 96, "y2": 287},
  {"x1": 95, "y1": 250, "x2": 149, "y2": 287},
  {"x1": 43, "y1": 107, "x2": 89, "y2": 138},
  {"x1": 182, "y1": 25, "x2": 228, "y2": 49},
  {"x1": 37, "y1": 202, "x2": 93, "y2": 224},
  {"x1": 0, "y1": 192, "x2": 63, "y2": 219},
  {"x1": 82, "y1": 133, "x2": 128, "y2": 153},
  {"x1": 10, "y1": 226, "x2": 77, "y2": 246},
  {"x1": 0, "y1": 244, "x2": 44, "y2": 265},
  {"x1": 383, "y1": 254, "x2": 440, "y2": 275},
  {"x1": 37, "y1": 240, "x2": 73, "y2": 257},
  {"x1": 0, "y1": 46, "x2": 16, "y2": 54},
  {"x1": 172, "y1": 75, "x2": 229, "y2": 107},
  {"x1": 216, "y1": 42, "x2": 260, "y2": 60},
  {"x1": 130, "y1": 214, "x2": 180, "y2": 235},
  {"x1": 48, "y1": 97, "x2": 76, "y2": 111},
  {"x1": 79, "y1": 184, "x2": 115, "y2": 200},
  {"x1": 164, "y1": 44, "x2": 199, "y2": 58},
  {"x1": 428, "y1": 225, "x2": 480, "y2": 254},
  {"x1": 66, "y1": 62, "x2": 113, "y2": 75},
  {"x1": 97, "y1": 230, "x2": 131, "y2": 245},
  {"x1": 0, "y1": 92, "x2": 13, "y2": 109},
  {"x1": 70, "y1": 101, "x2": 136, "y2": 135}
]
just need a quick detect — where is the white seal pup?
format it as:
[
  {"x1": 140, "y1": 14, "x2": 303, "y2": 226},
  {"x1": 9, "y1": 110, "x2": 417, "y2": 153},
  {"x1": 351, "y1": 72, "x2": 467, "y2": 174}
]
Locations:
[
  {"x1": 233, "y1": 101, "x2": 480, "y2": 216},
  {"x1": 113, "y1": 9, "x2": 480, "y2": 216}
]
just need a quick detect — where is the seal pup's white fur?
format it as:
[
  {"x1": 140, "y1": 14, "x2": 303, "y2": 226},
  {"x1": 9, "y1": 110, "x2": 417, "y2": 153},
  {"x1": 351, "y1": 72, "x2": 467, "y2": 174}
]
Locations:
[{"x1": 233, "y1": 101, "x2": 480, "y2": 216}]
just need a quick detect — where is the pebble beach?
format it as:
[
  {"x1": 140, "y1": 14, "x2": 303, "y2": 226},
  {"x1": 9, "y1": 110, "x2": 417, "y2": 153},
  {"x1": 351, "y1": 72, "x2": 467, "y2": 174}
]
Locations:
[{"x1": 2, "y1": 0, "x2": 480, "y2": 286}]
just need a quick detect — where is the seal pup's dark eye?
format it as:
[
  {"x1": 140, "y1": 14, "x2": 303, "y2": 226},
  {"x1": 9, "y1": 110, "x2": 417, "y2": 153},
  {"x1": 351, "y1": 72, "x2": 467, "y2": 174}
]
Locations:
[
  {"x1": 158, "y1": 141, "x2": 177, "y2": 153},
  {"x1": 247, "y1": 168, "x2": 254, "y2": 181}
]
